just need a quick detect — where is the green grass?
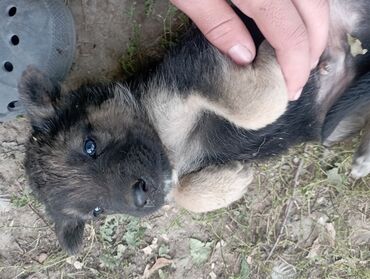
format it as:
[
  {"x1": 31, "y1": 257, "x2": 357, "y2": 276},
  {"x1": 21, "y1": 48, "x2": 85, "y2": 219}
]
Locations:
[
  {"x1": 11, "y1": 192, "x2": 40, "y2": 208},
  {"x1": 144, "y1": 0, "x2": 155, "y2": 16}
]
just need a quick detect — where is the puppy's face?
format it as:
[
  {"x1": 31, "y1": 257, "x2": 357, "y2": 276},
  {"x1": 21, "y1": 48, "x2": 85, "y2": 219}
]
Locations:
[{"x1": 19, "y1": 67, "x2": 173, "y2": 253}]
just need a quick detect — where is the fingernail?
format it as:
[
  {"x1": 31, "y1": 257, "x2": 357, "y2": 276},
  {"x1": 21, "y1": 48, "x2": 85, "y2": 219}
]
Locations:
[
  {"x1": 291, "y1": 88, "x2": 303, "y2": 101},
  {"x1": 311, "y1": 59, "x2": 319, "y2": 69},
  {"x1": 228, "y1": 44, "x2": 253, "y2": 65}
]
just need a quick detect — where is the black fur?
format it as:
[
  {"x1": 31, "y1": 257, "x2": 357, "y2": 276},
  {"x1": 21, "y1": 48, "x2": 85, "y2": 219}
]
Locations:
[{"x1": 323, "y1": 71, "x2": 370, "y2": 140}]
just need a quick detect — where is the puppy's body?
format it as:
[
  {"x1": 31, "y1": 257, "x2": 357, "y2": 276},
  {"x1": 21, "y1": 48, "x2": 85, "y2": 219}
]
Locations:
[
  {"x1": 143, "y1": 0, "x2": 370, "y2": 175},
  {"x1": 19, "y1": 0, "x2": 370, "y2": 253},
  {"x1": 144, "y1": 40, "x2": 288, "y2": 175}
]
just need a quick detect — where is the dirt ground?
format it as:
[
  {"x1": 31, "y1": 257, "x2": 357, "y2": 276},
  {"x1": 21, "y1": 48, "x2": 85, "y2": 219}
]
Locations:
[{"x1": 0, "y1": 1, "x2": 369, "y2": 278}]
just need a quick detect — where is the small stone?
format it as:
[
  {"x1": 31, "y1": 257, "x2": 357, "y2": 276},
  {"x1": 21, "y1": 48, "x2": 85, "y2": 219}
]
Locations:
[
  {"x1": 281, "y1": 164, "x2": 290, "y2": 171},
  {"x1": 0, "y1": 198, "x2": 11, "y2": 214},
  {"x1": 73, "y1": 260, "x2": 83, "y2": 269},
  {"x1": 142, "y1": 246, "x2": 153, "y2": 255},
  {"x1": 317, "y1": 197, "x2": 326, "y2": 205},
  {"x1": 37, "y1": 253, "x2": 48, "y2": 264},
  {"x1": 209, "y1": 271, "x2": 217, "y2": 279},
  {"x1": 151, "y1": 238, "x2": 158, "y2": 246}
]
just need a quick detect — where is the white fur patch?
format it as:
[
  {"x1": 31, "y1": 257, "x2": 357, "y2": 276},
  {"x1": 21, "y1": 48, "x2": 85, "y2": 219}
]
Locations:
[{"x1": 351, "y1": 155, "x2": 370, "y2": 179}]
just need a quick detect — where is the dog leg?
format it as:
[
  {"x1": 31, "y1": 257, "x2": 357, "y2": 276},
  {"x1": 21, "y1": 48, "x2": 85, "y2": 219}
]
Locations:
[
  {"x1": 202, "y1": 41, "x2": 288, "y2": 130},
  {"x1": 168, "y1": 162, "x2": 253, "y2": 213},
  {"x1": 351, "y1": 120, "x2": 370, "y2": 179},
  {"x1": 323, "y1": 109, "x2": 370, "y2": 147}
]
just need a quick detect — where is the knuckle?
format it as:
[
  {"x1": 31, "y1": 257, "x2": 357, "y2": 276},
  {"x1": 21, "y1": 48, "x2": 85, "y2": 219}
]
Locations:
[{"x1": 204, "y1": 17, "x2": 238, "y2": 43}]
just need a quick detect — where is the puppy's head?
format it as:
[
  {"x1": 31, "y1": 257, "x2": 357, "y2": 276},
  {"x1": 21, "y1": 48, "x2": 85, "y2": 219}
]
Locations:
[{"x1": 19, "y1": 67, "x2": 173, "y2": 254}]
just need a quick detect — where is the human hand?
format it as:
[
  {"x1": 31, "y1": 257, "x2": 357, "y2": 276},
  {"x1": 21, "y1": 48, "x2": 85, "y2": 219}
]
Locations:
[{"x1": 170, "y1": 0, "x2": 329, "y2": 101}]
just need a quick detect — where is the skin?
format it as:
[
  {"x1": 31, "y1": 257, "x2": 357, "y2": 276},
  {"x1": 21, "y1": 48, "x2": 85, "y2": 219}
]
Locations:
[{"x1": 170, "y1": 0, "x2": 329, "y2": 101}]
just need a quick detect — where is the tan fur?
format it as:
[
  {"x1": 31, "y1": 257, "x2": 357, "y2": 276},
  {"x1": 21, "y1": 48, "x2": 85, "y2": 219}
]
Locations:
[
  {"x1": 144, "y1": 90, "x2": 205, "y2": 175},
  {"x1": 218, "y1": 41, "x2": 288, "y2": 130},
  {"x1": 145, "y1": 43, "x2": 287, "y2": 211},
  {"x1": 181, "y1": 42, "x2": 288, "y2": 132},
  {"x1": 165, "y1": 2, "x2": 366, "y2": 211},
  {"x1": 168, "y1": 162, "x2": 253, "y2": 213},
  {"x1": 86, "y1": 85, "x2": 138, "y2": 137},
  {"x1": 146, "y1": 42, "x2": 287, "y2": 175}
]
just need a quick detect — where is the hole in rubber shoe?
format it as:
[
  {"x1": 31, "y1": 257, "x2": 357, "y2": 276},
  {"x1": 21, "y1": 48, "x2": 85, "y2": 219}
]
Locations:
[
  {"x1": 3, "y1": 62, "x2": 13, "y2": 72},
  {"x1": 7, "y1": 101, "x2": 20, "y2": 112},
  {"x1": 11, "y1": 35, "x2": 19, "y2": 46},
  {"x1": 8, "y1": 7, "x2": 17, "y2": 17}
]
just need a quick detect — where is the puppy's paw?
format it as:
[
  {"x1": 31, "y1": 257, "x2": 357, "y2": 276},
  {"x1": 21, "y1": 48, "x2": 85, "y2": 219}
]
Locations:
[
  {"x1": 351, "y1": 155, "x2": 370, "y2": 179},
  {"x1": 171, "y1": 162, "x2": 253, "y2": 213}
]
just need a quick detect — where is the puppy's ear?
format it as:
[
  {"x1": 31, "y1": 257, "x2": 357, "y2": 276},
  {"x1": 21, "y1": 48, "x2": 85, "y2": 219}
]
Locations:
[
  {"x1": 55, "y1": 217, "x2": 85, "y2": 254},
  {"x1": 18, "y1": 66, "x2": 61, "y2": 126}
]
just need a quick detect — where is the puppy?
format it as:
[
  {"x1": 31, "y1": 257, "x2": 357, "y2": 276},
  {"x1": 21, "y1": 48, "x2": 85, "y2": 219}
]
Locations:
[{"x1": 19, "y1": 0, "x2": 370, "y2": 253}]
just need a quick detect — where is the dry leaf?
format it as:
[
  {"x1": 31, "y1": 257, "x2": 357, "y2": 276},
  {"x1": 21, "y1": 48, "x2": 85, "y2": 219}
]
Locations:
[
  {"x1": 347, "y1": 34, "x2": 368, "y2": 57},
  {"x1": 307, "y1": 238, "x2": 321, "y2": 259},
  {"x1": 325, "y1": 223, "x2": 336, "y2": 246},
  {"x1": 271, "y1": 261, "x2": 296, "y2": 279},
  {"x1": 142, "y1": 258, "x2": 173, "y2": 279},
  {"x1": 189, "y1": 238, "x2": 213, "y2": 265},
  {"x1": 326, "y1": 168, "x2": 342, "y2": 185}
]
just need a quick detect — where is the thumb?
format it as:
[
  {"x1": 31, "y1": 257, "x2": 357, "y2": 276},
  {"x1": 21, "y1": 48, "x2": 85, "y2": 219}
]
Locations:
[{"x1": 171, "y1": 0, "x2": 256, "y2": 65}]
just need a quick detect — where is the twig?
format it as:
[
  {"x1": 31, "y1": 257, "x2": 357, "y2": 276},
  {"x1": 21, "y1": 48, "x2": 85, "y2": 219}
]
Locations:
[
  {"x1": 28, "y1": 204, "x2": 54, "y2": 232},
  {"x1": 265, "y1": 145, "x2": 307, "y2": 262},
  {"x1": 82, "y1": 223, "x2": 96, "y2": 263}
]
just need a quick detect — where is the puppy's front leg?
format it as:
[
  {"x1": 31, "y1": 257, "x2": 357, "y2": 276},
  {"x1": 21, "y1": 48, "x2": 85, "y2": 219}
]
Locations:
[
  {"x1": 169, "y1": 162, "x2": 253, "y2": 213},
  {"x1": 204, "y1": 41, "x2": 288, "y2": 130},
  {"x1": 351, "y1": 120, "x2": 370, "y2": 179}
]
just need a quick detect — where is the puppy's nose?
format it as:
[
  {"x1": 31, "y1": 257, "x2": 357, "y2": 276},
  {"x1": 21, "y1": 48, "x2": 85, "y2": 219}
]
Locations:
[{"x1": 133, "y1": 179, "x2": 149, "y2": 208}]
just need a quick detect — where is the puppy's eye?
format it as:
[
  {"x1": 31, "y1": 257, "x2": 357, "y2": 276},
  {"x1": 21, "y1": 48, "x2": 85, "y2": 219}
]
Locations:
[
  {"x1": 84, "y1": 138, "x2": 96, "y2": 156},
  {"x1": 92, "y1": 206, "x2": 104, "y2": 217}
]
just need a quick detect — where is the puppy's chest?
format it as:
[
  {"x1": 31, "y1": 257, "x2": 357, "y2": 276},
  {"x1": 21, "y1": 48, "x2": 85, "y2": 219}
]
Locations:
[{"x1": 145, "y1": 91, "x2": 205, "y2": 174}]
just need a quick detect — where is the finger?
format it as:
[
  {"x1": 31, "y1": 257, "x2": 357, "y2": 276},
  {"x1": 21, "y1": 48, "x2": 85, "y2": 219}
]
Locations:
[
  {"x1": 233, "y1": 0, "x2": 311, "y2": 99},
  {"x1": 170, "y1": 0, "x2": 256, "y2": 65},
  {"x1": 292, "y1": 0, "x2": 329, "y2": 68}
]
